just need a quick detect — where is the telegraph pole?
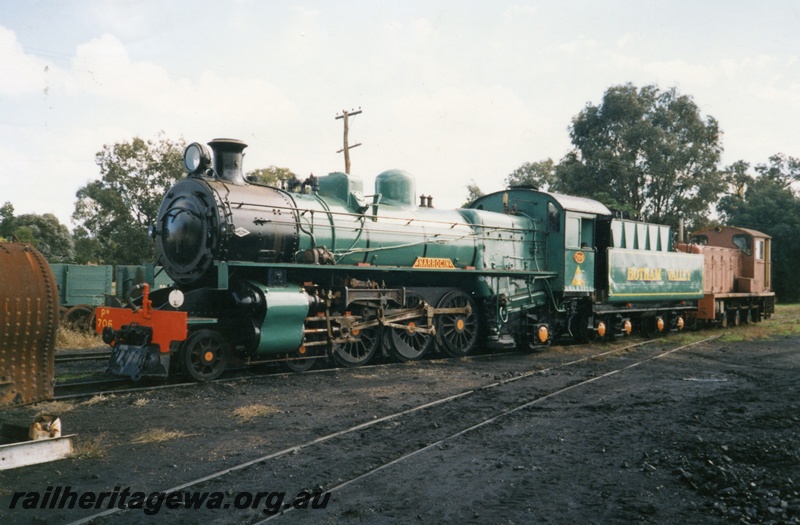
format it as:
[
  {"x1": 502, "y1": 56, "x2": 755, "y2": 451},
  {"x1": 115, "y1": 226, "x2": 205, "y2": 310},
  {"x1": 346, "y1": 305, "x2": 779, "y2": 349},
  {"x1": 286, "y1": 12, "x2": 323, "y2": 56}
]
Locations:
[{"x1": 335, "y1": 108, "x2": 362, "y2": 174}]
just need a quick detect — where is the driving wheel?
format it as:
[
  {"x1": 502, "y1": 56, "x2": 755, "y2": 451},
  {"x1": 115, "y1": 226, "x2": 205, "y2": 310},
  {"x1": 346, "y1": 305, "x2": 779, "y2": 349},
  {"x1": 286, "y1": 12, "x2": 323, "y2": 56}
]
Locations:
[
  {"x1": 332, "y1": 317, "x2": 381, "y2": 368},
  {"x1": 386, "y1": 293, "x2": 434, "y2": 361},
  {"x1": 436, "y1": 291, "x2": 478, "y2": 357}
]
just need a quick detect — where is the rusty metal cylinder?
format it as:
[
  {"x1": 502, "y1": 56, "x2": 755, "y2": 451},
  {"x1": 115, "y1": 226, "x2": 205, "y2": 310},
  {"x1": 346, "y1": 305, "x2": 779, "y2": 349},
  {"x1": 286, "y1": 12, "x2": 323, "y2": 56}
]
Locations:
[{"x1": 0, "y1": 243, "x2": 59, "y2": 407}]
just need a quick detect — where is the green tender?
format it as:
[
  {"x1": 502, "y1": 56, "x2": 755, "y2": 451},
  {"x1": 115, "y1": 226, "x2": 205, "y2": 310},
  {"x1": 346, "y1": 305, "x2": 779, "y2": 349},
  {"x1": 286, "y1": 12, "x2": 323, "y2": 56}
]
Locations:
[{"x1": 607, "y1": 248, "x2": 703, "y2": 302}]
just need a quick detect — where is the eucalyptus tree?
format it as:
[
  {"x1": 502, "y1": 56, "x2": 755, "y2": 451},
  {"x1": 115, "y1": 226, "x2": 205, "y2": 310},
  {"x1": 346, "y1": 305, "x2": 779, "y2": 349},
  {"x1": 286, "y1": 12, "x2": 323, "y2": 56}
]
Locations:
[
  {"x1": 718, "y1": 154, "x2": 800, "y2": 302},
  {"x1": 561, "y1": 83, "x2": 724, "y2": 229},
  {"x1": 73, "y1": 134, "x2": 185, "y2": 264}
]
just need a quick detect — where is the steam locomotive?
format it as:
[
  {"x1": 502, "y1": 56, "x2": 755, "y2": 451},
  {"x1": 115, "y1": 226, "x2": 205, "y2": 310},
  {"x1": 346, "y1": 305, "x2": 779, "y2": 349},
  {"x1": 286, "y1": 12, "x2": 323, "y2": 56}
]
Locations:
[{"x1": 95, "y1": 138, "x2": 775, "y2": 381}]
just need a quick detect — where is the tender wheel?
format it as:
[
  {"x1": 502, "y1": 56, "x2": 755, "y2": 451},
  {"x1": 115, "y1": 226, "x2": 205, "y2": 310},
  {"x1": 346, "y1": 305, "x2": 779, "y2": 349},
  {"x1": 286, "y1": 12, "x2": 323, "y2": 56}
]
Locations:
[
  {"x1": 639, "y1": 316, "x2": 658, "y2": 338},
  {"x1": 515, "y1": 314, "x2": 551, "y2": 352},
  {"x1": 181, "y1": 329, "x2": 228, "y2": 381},
  {"x1": 332, "y1": 321, "x2": 381, "y2": 368},
  {"x1": 386, "y1": 294, "x2": 434, "y2": 361},
  {"x1": 733, "y1": 308, "x2": 741, "y2": 327},
  {"x1": 436, "y1": 291, "x2": 478, "y2": 357}
]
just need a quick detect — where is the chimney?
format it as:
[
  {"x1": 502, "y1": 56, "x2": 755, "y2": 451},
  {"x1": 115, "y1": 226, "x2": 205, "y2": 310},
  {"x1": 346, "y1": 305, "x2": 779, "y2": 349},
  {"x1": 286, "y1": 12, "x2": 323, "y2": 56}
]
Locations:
[{"x1": 208, "y1": 138, "x2": 248, "y2": 185}]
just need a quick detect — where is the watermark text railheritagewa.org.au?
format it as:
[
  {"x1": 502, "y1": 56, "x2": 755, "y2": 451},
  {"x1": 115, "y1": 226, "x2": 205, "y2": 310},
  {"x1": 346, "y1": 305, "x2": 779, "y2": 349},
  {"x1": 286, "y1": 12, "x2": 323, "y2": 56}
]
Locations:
[{"x1": 8, "y1": 485, "x2": 331, "y2": 516}]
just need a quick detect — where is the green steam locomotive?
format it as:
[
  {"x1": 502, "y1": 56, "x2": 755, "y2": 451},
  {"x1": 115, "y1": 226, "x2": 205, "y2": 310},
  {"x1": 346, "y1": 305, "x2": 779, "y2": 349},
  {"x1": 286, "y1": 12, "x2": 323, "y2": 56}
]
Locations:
[{"x1": 97, "y1": 139, "x2": 764, "y2": 382}]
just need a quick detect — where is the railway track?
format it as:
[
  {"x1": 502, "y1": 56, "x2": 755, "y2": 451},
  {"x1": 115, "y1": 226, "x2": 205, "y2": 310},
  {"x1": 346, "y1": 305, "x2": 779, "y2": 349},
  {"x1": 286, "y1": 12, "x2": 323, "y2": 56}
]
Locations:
[
  {"x1": 51, "y1": 346, "x2": 522, "y2": 400},
  {"x1": 55, "y1": 350, "x2": 112, "y2": 363},
  {"x1": 263, "y1": 335, "x2": 722, "y2": 523},
  {"x1": 52, "y1": 378, "x2": 209, "y2": 401},
  {"x1": 64, "y1": 335, "x2": 721, "y2": 524}
]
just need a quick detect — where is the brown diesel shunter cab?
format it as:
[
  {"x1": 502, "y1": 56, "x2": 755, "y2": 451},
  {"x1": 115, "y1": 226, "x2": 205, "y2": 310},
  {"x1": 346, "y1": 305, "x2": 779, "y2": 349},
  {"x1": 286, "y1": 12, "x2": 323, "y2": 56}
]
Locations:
[{"x1": 677, "y1": 226, "x2": 775, "y2": 326}]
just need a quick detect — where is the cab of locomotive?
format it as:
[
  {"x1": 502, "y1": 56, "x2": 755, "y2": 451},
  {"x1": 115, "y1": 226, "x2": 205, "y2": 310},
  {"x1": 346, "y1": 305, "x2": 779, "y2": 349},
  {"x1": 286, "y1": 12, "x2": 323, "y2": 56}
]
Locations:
[
  {"x1": 540, "y1": 193, "x2": 610, "y2": 295},
  {"x1": 467, "y1": 188, "x2": 610, "y2": 344},
  {"x1": 467, "y1": 188, "x2": 610, "y2": 294}
]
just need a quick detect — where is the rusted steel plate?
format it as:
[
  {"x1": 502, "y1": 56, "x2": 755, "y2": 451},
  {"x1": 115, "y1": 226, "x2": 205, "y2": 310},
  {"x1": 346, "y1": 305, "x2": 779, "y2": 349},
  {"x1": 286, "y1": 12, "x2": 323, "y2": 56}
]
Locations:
[{"x1": 0, "y1": 243, "x2": 59, "y2": 408}]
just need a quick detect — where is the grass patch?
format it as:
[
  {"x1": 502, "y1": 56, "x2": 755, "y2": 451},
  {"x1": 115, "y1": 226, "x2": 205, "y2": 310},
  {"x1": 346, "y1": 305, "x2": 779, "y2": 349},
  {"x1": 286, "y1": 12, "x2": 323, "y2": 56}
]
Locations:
[
  {"x1": 31, "y1": 400, "x2": 75, "y2": 417},
  {"x1": 132, "y1": 397, "x2": 149, "y2": 408},
  {"x1": 55, "y1": 373, "x2": 96, "y2": 383},
  {"x1": 718, "y1": 304, "x2": 800, "y2": 343},
  {"x1": 81, "y1": 394, "x2": 114, "y2": 406},
  {"x1": 620, "y1": 304, "x2": 800, "y2": 347},
  {"x1": 57, "y1": 327, "x2": 101, "y2": 350},
  {"x1": 132, "y1": 428, "x2": 192, "y2": 444},
  {"x1": 72, "y1": 433, "x2": 109, "y2": 459},
  {"x1": 232, "y1": 403, "x2": 280, "y2": 422}
]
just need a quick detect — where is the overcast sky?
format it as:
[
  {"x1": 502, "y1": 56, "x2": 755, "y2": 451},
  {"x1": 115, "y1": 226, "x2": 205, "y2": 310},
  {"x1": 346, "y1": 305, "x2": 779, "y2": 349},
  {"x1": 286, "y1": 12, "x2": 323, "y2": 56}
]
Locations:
[{"x1": 2, "y1": 1, "x2": 799, "y2": 229}]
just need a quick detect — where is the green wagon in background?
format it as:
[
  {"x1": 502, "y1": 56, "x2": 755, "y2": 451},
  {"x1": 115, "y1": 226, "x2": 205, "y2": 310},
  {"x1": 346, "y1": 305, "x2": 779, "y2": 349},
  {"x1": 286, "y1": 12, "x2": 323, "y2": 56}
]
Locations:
[{"x1": 49, "y1": 263, "x2": 172, "y2": 332}]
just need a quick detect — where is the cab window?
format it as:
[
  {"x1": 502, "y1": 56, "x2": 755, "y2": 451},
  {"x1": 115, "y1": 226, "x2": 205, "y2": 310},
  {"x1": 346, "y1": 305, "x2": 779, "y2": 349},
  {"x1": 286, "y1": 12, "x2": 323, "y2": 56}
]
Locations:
[
  {"x1": 547, "y1": 202, "x2": 560, "y2": 233},
  {"x1": 566, "y1": 217, "x2": 580, "y2": 247},
  {"x1": 565, "y1": 215, "x2": 594, "y2": 248},
  {"x1": 732, "y1": 234, "x2": 752, "y2": 255},
  {"x1": 581, "y1": 218, "x2": 594, "y2": 247},
  {"x1": 756, "y1": 240, "x2": 764, "y2": 260}
]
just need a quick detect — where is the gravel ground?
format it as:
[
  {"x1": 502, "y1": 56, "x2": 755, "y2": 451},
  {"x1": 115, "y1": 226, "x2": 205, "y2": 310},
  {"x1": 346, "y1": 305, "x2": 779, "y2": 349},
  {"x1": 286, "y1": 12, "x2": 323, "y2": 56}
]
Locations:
[{"x1": 1, "y1": 328, "x2": 798, "y2": 525}]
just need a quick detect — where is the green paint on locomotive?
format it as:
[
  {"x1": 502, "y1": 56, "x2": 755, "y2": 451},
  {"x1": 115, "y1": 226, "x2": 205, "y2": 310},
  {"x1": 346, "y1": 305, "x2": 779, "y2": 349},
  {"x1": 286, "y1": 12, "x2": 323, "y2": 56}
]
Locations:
[
  {"x1": 246, "y1": 281, "x2": 310, "y2": 355},
  {"x1": 564, "y1": 248, "x2": 595, "y2": 292},
  {"x1": 467, "y1": 188, "x2": 611, "y2": 296},
  {"x1": 289, "y1": 172, "x2": 480, "y2": 270}
]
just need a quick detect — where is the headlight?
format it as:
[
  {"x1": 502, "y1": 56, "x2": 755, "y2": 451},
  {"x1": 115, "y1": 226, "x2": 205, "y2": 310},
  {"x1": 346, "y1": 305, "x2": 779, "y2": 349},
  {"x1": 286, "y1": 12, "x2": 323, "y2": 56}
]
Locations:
[{"x1": 184, "y1": 142, "x2": 212, "y2": 175}]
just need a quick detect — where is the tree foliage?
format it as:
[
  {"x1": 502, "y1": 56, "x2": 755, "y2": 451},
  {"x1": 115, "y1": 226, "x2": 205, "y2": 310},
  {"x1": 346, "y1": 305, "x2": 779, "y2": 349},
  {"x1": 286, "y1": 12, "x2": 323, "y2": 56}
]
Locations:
[
  {"x1": 505, "y1": 159, "x2": 555, "y2": 190},
  {"x1": 72, "y1": 228, "x2": 103, "y2": 265},
  {"x1": 462, "y1": 181, "x2": 485, "y2": 207},
  {"x1": 0, "y1": 201, "x2": 14, "y2": 240},
  {"x1": 717, "y1": 155, "x2": 800, "y2": 303},
  {"x1": 563, "y1": 83, "x2": 724, "y2": 229},
  {"x1": 0, "y1": 203, "x2": 74, "y2": 262},
  {"x1": 752, "y1": 153, "x2": 800, "y2": 189},
  {"x1": 15, "y1": 214, "x2": 74, "y2": 262},
  {"x1": 73, "y1": 134, "x2": 185, "y2": 265},
  {"x1": 247, "y1": 166, "x2": 298, "y2": 187}
]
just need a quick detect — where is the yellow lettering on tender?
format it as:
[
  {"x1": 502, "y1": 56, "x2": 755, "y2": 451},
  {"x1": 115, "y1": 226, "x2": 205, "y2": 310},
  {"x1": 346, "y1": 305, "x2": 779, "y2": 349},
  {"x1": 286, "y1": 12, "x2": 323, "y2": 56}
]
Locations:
[
  {"x1": 667, "y1": 269, "x2": 692, "y2": 281},
  {"x1": 626, "y1": 267, "x2": 663, "y2": 281}
]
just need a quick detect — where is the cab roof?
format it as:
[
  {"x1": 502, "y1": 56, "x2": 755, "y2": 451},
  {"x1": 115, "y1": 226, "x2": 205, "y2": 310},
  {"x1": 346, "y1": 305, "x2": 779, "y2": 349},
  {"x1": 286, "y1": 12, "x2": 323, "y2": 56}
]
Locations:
[
  {"x1": 692, "y1": 225, "x2": 772, "y2": 240},
  {"x1": 543, "y1": 191, "x2": 612, "y2": 216}
]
